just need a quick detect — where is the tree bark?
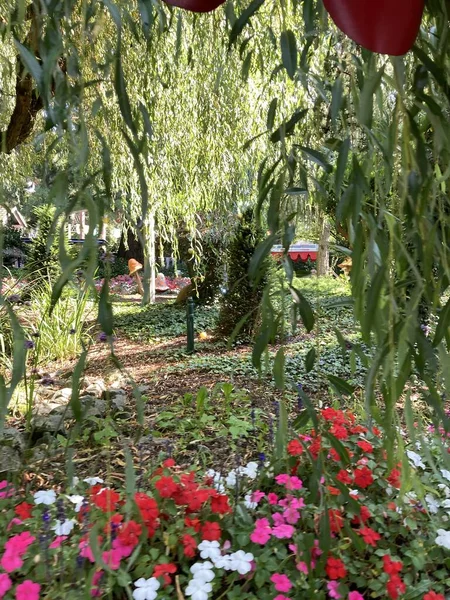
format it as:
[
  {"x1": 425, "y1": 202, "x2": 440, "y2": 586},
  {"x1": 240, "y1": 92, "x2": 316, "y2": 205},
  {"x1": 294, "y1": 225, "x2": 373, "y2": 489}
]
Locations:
[
  {"x1": 1, "y1": 5, "x2": 44, "y2": 154},
  {"x1": 117, "y1": 227, "x2": 144, "y2": 264},
  {"x1": 317, "y1": 219, "x2": 330, "y2": 276},
  {"x1": 140, "y1": 212, "x2": 156, "y2": 305}
]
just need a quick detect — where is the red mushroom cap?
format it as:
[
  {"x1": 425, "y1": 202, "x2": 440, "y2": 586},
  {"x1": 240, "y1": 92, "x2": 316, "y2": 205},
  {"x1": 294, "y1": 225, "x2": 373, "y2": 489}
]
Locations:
[{"x1": 128, "y1": 259, "x2": 143, "y2": 275}]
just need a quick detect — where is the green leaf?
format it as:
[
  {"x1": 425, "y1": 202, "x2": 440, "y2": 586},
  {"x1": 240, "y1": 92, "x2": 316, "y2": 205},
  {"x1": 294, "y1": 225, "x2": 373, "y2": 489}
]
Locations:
[
  {"x1": 285, "y1": 187, "x2": 308, "y2": 196},
  {"x1": 289, "y1": 286, "x2": 315, "y2": 332},
  {"x1": 270, "y1": 108, "x2": 308, "y2": 143},
  {"x1": 229, "y1": 0, "x2": 266, "y2": 48},
  {"x1": 275, "y1": 398, "x2": 288, "y2": 459},
  {"x1": 358, "y1": 66, "x2": 384, "y2": 127},
  {"x1": 115, "y1": 34, "x2": 138, "y2": 137},
  {"x1": 273, "y1": 347, "x2": 285, "y2": 390},
  {"x1": 266, "y1": 98, "x2": 278, "y2": 130},
  {"x1": 249, "y1": 234, "x2": 277, "y2": 281},
  {"x1": 125, "y1": 446, "x2": 136, "y2": 498},
  {"x1": 241, "y1": 51, "x2": 253, "y2": 81},
  {"x1": 433, "y1": 296, "x2": 450, "y2": 347},
  {"x1": 69, "y1": 351, "x2": 88, "y2": 423},
  {"x1": 280, "y1": 30, "x2": 297, "y2": 80},
  {"x1": 335, "y1": 137, "x2": 350, "y2": 198},
  {"x1": 13, "y1": 40, "x2": 43, "y2": 91},
  {"x1": 296, "y1": 145, "x2": 333, "y2": 173},
  {"x1": 330, "y1": 76, "x2": 343, "y2": 124},
  {"x1": 305, "y1": 347, "x2": 316, "y2": 373},
  {"x1": 98, "y1": 279, "x2": 114, "y2": 336},
  {"x1": 327, "y1": 374, "x2": 355, "y2": 397}
]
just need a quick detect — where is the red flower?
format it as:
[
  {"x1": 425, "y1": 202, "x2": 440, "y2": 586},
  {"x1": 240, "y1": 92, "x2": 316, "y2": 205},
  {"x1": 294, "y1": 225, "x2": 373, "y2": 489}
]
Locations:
[
  {"x1": 372, "y1": 426, "x2": 382, "y2": 437},
  {"x1": 382, "y1": 555, "x2": 403, "y2": 575},
  {"x1": 351, "y1": 505, "x2": 371, "y2": 525},
  {"x1": 163, "y1": 458, "x2": 176, "y2": 468},
  {"x1": 353, "y1": 466, "x2": 374, "y2": 489},
  {"x1": 358, "y1": 526, "x2": 381, "y2": 547},
  {"x1": 309, "y1": 435, "x2": 322, "y2": 459},
  {"x1": 134, "y1": 492, "x2": 159, "y2": 536},
  {"x1": 325, "y1": 557, "x2": 347, "y2": 580},
  {"x1": 387, "y1": 469, "x2": 401, "y2": 489},
  {"x1": 104, "y1": 513, "x2": 124, "y2": 534},
  {"x1": 153, "y1": 563, "x2": 177, "y2": 586},
  {"x1": 15, "y1": 502, "x2": 33, "y2": 520},
  {"x1": 357, "y1": 440, "x2": 374, "y2": 453},
  {"x1": 184, "y1": 517, "x2": 201, "y2": 533},
  {"x1": 386, "y1": 574, "x2": 406, "y2": 600},
  {"x1": 201, "y1": 521, "x2": 221, "y2": 541},
  {"x1": 155, "y1": 476, "x2": 178, "y2": 499},
  {"x1": 210, "y1": 493, "x2": 231, "y2": 515},
  {"x1": 92, "y1": 489, "x2": 121, "y2": 512},
  {"x1": 328, "y1": 509, "x2": 344, "y2": 533},
  {"x1": 118, "y1": 520, "x2": 142, "y2": 547},
  {"x1": 330, "y1": 424, "x2": 348, "y2": 440},
  {"x1": 321, "y1": 408, "x2": 346, "y2": 424},
  {"x1": 424, "y1": 593, "x2": 445, "y2": 600},
  {"x1": 287, "y1": 439, "x2": 303, "y2": 456},
  {"x1": 336, "y1": 469, "x2": 352, "y2": 485},
  {"x1": 327, "y1": 486, "x2": 341, "y2": 496},
  {"x1": 181, "y1": 534, "x2": 197, "y2": 558}
]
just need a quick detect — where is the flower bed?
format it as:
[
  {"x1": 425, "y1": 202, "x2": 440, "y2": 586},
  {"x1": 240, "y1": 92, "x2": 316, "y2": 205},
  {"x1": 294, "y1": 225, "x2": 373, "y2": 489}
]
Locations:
[
  {"x1": 1, "y1": 408, "x2": 449, "y2": 599},
  {"x1": 94, "y1": 276, "x2": 190, "y2": 296}
]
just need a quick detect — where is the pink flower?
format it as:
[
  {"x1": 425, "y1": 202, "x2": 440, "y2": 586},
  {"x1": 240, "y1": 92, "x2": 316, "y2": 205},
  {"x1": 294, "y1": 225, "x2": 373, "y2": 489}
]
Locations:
[
  {"x1": 251, "y1": 491, "x2": 265, "y2": 504},
  {"x1": 283, "y1": 507, "x2": 301, "y2": 524},
  {"x1": 290, "y1": 497, "x2": 305, "y2": 510},
  {"x1": 79, "y1": 540, "x2": 95, "y2": 563},
  {"x1": 271, "y1": 573, "x2": 293, "y2": 593},
  {"x1": 0, "y1": 481, "x2": 14, "y2": 499},
  {"x1": 327, "y1": 581, "x2": 342, "y2": 599},
  {"x1": 275, "y1": 474, "x2": 289, "y2": 485},
  {"x1": 49, "y1": 536, "x2": 68, "y2": 549},
  {"x1": 272, "y1": 524, "x2": 295, "y2": 539},
  {"x1": 112, "y1": 539, "x2": 134, "y2": 559},
  {"x1": 7, "y1": 518, "x2": 23, "y2": 531},
  {"x1": 274, "y1": 596, "x2": 292, "y2": 600},
  {"x1": 250, "y1": 518, "x2": 272, "y2": 545},
  {"x1": 272, "y1": 512, "x2": 286, "y2": 526},
  {"x1": 1, "y1": 551, "x2": 23, "y2": 572},
  {"x1": 287, "y1": 476, "x2": 302, "y2": 490},
  {"x1": 297, "y1": 561, "x2": 309, "y2": 574},
  {"x1": 16, "y1": 580, "x2": 40, "y2": 600},
  {"x1": 91, "y1": 571, "x2": 103, "y2": 597},
  {"x1": 288, "y1": 543, "x2": 298, "y2": 554},
  {"x1": 0, "y1": 573, "x2": 12, "y2": 596},
  {"x1": 348, "y1": 593, "x2": 364, "y2": 600},
  {"x1": 101, "y1": 549, "x2": 122, "y2": 570},
  {"x1": 5, "y1": 532, "x2": 35, "y2": 554},
  {"x1": 267, "y1": 493, "x2": 278, "y2": 504}
]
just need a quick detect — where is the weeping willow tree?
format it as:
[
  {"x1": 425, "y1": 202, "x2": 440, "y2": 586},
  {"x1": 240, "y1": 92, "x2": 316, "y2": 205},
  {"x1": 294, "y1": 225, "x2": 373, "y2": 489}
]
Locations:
[{"x1": 0, "y1": 0, "x2": 450, "y2": 460}]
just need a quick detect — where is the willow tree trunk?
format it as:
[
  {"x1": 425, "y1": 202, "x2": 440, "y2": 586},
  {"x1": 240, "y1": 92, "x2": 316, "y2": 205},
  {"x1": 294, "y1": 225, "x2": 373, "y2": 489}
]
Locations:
[
  {"x1": 140, "y1": 212, "x2": 156, "y2": 305},
  {"x1": 317, "y1": 219, "x2": 330, "y2": 276}
]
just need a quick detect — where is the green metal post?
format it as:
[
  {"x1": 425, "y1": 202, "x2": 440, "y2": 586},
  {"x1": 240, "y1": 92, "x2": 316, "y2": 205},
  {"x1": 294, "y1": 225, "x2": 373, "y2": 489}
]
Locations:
[{"x1": 187, "y1": 297, "x2": 195, "y2": 354}]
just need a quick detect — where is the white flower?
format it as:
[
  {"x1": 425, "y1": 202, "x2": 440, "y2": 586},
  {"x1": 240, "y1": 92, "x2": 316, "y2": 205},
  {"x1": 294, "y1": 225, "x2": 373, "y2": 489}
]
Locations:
[
  {"x1": 66, "y1": 494, "x2": 84, "y2": 512},
  {"x1": 225, "y1": 470, "x2": 237, "y2": 488},
  {"x1": 349, "y1": 489, "x2": 359, "y2": 497},
  {"x1": 198, "y1": 541, "x2": 221, "y2": 562},
  {"x1": 206, "y1": 470, "x2": 225, "y2": 494},
  {"x1": 244, "y1": 494, "x2": 257, "y2": 510},
  {"x1": 406, "y1": 450, "x2": 426, "y2": 469},
  {"x1": 132, "y1": 577, "x2": 160, "y2": 600},
  {"x1": 425, "y1": 494, "x2": 441, "y2": 514},
  {"x1": 34, "y1": 490, "x2": 57, "y2": 505},
  {"x1": 242, "y1": 462, "x2": 258, "y2": 479},
  {"x1": 441, "y1": 469, "x2": 450, "y2": 482},
  {"x1": 438, "y1": 484, "x2": 450, "y2": 498},
  {"x1": 435, "y1": 529, "x2": 450, "y2": 550},
  {"x1": 185, "y1": 578, "x2": 212, "y2": 600},
  {"x1": 84, "y1": 477, "x2": 104, "y2": 485},
  {"x1": 213, "y1": 554, "x2": 233, "y2": 570},
  {"x1": 442, "y1": 499, "x2": 450, "y2": 510},
  {"x1": 228, "y1": 550, "x2": 254, "y2": 575},
  {"x1": 53, "y1": 519, "x2": 76, "y2": 536},
  {"x1": 190, "y1": 562, "x2": 215, "y2": 579}
]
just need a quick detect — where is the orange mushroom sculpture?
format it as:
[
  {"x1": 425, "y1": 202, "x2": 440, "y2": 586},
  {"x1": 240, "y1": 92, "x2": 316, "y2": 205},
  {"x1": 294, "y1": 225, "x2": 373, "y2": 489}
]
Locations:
[
  {"x1": 128, "y1": 259, "x2": 144, "y2": 296},
  {"x1": 162, "y1": 0, "x2": 425, "y2": 56}
]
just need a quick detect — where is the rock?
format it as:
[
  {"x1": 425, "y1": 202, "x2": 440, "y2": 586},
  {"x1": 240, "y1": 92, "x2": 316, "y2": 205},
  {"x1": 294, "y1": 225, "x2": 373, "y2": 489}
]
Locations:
[
  {"x1": 101, "y1": 388, "x2": 126, "y2": 400},
  {"x1": 32, "y1": 414, "x2": 66, "y2": 434},
  {"x1": 50, "y1": 396, "x2": 106, "y2": 420},
  {"x1": 52, "y1": 387, "x2": 72, "y2": 401},
  {"x1": 0, "y1": 428, "x2": 27, "y2": 451},
  {"x1": 0, "y1": 446, "x2": 22, "y2": 473},
  {"x1": 111, "y1": 395, "x2": 127, "y2": 412},
  {"x1": 84, "y1": 379, "x2": 106, "y2": 396},
  {"x1": 138, "y1": 385, "x2": 149, "y2": 394}
]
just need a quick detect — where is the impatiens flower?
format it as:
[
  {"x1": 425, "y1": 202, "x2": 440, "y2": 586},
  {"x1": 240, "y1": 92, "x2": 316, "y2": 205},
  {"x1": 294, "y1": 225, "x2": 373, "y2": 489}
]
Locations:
[
  {"x1": 1, "y1": 551, "x2": 23, "y2": 572},
  {"x1": 200, "y1": 521, "x2": 221, "y2": 542},
  {"x1": 271, "y1": 573, "x2": 293, "y2": 593},
  {"x1": 155, "y1": 476, "x2": 178, "y2": 498},
  {"x1": 274, "y1": 596, "x2": 292, "y2": 600},
  {"x1": 33, "y1": 490, "x2": 57, "y2": 505},
  {"x1": 84, "y1": 477, "x2": 104, "y2": 485},
  {"x1": 406, "y1": 451, "x2": 426, "y2": 469},
  {"x1": 14, "y1": 502, "x2": 33, "y2": 520},
  {"x1": 287, "y1": 439, "x2": 304, "y2": 456},
  {"x1": 326, "y1": 557, "x2": 347, "y2": 580},
  {"x1": 435, "y1": 529, "x2": 450, "y2": 550},
  {"x1": 358, "y1": 527, "x2": 381, "y2": 547},
  {"x1": 53, "y1": 519, "x2": 76, "y2": 536},
  {"x1": 242, "y1": 462, "x2": 258, "y2": 479},
  {"x1": 267, "y1": 493, "x2": 278, "y2": 504},
  {"x1": 228, "y1": 550, "x2": 254, "y2": 575},
  {"x1": 185, "y1": 578, "x2": 213, "y2": 600},
  {"x1": 353, "y1": 467, "x2": 373, "y2": 489},
  {"x1": 357, "y1": 440, "x2": 373, "y2": 453},
  {"x1": 66, "y1": 495, "x2": 84, "y2": 512},
  {"x1": 327, "y1": 580, "x2": 342, "y2": 599},
  {"x1": 244, "y1": 494, "x2": 257, "y2": 509},
  {"x1": 198, "y1": 541, "x2": 221, "y2": 561},
  {"x1": 386, "y1": 574, "x2": 406, "y2": 600},
  {"x1": 15, "y1": 580, "x2": 40, "y2": 600},
  {"x1": 49, "y1": 536, "x2": 68, "y2": 549},
  {"x1": 182, "y1": 534, "x2": 197, "y2": 558},
  {"x1": 440, "y1": 469, "x2": 450, "y2": 482},
  {"x1": 423, "y1": 593, "x2": 445, "y2": 600},
  {"x1": 425, "y1": 494, "x2": 440, "y2": 514},
  {"x1": 250, "y1": 518, "x2": 272, "y2": 545},
  {"x1": 382, "y1": 556, "x2": 403, "y2": 575},
  {"x1": 132, "y1": 577, "x2": 160, "y2": 600},
  {"x1": 349, "y1": 592, "x2": 364, "y2": 600},
  {"x1": 272, "y1": 524, "x2": 295, "y2": 539},
  {"x1": 153, "y1": 563, "x2": 177, "y2": 586},
  {"x1": 0, "y1": 573, "x2": 12, "y2": 596}
]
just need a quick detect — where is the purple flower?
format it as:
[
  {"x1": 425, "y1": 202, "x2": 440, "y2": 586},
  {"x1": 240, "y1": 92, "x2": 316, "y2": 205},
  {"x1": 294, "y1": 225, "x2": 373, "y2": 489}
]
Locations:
[
  {"x1": 24, "y1": 340, "x2": 35, "y2": 350},
  {"x1": 69, "y1": 328, "x2": 76, "y2": 335},
  {"x1": 8, "y1": 294, "x2": 21, "y2": 303},
  {"x1": 98, "y1": 332, "x2": 108, "y2": 342}
]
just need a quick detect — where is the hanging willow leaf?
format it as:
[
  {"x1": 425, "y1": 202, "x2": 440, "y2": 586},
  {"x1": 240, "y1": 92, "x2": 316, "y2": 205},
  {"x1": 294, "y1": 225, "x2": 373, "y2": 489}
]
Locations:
[
  {"x1": 249, "y1": 234, "x2": 277, "y2": 281},
  {"x1": 328, "y1": 374, "x2": 355, "y2": 397},
  {"x1": 280, "y1": 30, "x2": 297, "y2": 80},
  {"x1": 270, "y1": 108, "x2": 308, "y2": 143},
  {"x1": 114, "y1": 34, "x2": 138, "y2": 138},
  {"x1": 289, "y1": 286, "x2": 315, "y2": 332},
  {"x1": 295, "y1": 146, "x2": 333, "y2": 173},
  {"x1": 228, "y1": 0, "x2": 266, "y2": 48},
  {"x1": 13, "y1": 40, "x2": 43, "y2": 92},
  {"x1": 305, "y1": 347, "x2": 316, "y2": 373},
  {"x1": 266, "y1": 97, "x2": 277, "y2": 130},
  {"x1": 273, "y1": 347, "x2": 285, "y2": 390},
  {"x1": 433, "y1": 296, "x2": 450, "y2": 347}
]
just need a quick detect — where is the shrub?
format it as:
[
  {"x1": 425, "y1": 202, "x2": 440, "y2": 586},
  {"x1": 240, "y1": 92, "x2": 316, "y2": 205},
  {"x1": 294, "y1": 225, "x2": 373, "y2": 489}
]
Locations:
[
  {"x1": 24, "y1": 205, "x2": 61, "y2": 286},
  {"x1": 217, "y1": 208, "x2": 269, "y2": 341}
]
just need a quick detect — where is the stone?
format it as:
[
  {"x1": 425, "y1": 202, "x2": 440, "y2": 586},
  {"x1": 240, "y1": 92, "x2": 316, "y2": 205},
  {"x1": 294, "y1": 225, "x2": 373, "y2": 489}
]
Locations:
[
  {"x1": 0, "y1": 446, "x2": 22, "y2": 473},
  {"x1": 0, "y1": 427, "x2": 27, "y2": 451},
  {"x1": 101, "y1": 388, "x2": 126, "y2": 400},
  {"x1": 32, "y1": 414, "x2": 67, "y2": 434},
  {"x1": 111, "y1": 395, "x2": 126, "y2": 412},
  {"x1": 51, "y1": 387, "x2": 72, "y2": 401},
  {"x1": 49, "y1": 396, "x2": 106, "y2": 419},
  {"x1": 84, "y1": 379, "x2": 106, "y2": 396}
]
